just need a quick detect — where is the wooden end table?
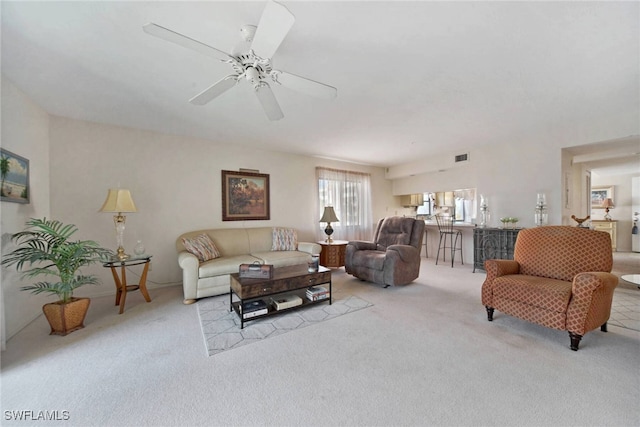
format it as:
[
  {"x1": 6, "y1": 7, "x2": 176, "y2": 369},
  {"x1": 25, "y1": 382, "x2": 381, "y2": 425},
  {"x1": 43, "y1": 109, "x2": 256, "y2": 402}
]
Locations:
[
  {"x1": 102, "y1": 255, "x2": 152, "y2": 314},
  {"x1": 318, "y1": 240, "x2": 348, "y2": 268}
]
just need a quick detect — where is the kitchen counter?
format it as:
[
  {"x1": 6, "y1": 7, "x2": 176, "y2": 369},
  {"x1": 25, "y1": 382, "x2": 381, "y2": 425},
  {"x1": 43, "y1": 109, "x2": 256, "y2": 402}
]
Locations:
[
  {"x1": 423, "y1": 221, "x2": 477, "y2": 228},
  {"x1": 422, "y1": 221, "x2": 476, "y2": 262}
]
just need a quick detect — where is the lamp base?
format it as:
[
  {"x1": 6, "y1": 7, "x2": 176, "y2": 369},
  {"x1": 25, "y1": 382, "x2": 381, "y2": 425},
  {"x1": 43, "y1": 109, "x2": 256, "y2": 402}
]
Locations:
[
  {"x1": 324, "y1": 223, "x2": 334, "y2": 243},
  {"x1": 116, "y1": 246, "x2": 130, "y2": 261},
  {"x1": 604, "y1": 208, "x2": 612, "y2": 221}
]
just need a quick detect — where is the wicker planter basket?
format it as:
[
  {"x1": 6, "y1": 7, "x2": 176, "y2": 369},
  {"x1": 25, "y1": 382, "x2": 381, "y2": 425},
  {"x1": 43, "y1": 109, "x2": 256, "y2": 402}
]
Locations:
[{"x1": 42, "y1": 297, "x2": 91, "y2": 336}]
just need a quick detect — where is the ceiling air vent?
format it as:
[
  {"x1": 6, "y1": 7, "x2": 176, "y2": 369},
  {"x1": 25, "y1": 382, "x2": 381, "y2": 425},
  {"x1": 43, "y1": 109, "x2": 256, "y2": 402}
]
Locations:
[{"x1": 455, "y1": 153, "x2": 469, "y2": 163}]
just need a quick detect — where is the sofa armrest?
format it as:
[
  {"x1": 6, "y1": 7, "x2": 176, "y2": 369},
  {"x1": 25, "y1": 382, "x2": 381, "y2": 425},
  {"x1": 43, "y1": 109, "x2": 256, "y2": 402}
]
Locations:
[
  {"x1": 386, "y1": 244, "x2": 419, "y2": 262},
  {"x1": 484, "y1": 259, "x2": 520, "y2": 282},
  {"x1": 567, "y1": 271, "x2": 619, "y2": 334},
  {"x1": 178, "y1": 251, "x2": 200, "y2": 303},
  {"x1": 298, "y1": 242, "x2": 321, "y2": 255},
  {"x1": 348, "y1": 240, "x2": 377, "y2": 251},
  {"x1": 482, "y1": 260, "x2": 521, "y2": 307},
  {"x1": 572, "y1": 271, "x2": 619, "y2": 295}
]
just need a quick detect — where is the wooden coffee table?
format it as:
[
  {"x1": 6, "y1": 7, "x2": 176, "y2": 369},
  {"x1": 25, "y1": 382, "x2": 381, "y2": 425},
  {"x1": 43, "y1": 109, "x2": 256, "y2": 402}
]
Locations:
[{"x1": 230, "y1": 264, "x2": 332, "y2": 329}]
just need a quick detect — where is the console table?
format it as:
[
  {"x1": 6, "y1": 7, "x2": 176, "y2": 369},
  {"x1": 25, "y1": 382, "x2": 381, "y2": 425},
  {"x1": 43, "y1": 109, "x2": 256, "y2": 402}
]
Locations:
[
  {"x1": 473, "y1": 228, "x2": 522, "y2": 272},
  {"x1": 591, "y1": 220, "x2": 617, "y2": 251}
]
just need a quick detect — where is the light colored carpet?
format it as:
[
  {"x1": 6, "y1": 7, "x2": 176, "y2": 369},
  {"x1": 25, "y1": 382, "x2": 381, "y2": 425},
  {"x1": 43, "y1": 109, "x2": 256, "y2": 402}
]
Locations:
[
  {"x1": 1, "y1": 259, "x2": 638, "y2": 426},
  {"x1": 197, "y1": 294, "x2": 373, "y2": 356}
]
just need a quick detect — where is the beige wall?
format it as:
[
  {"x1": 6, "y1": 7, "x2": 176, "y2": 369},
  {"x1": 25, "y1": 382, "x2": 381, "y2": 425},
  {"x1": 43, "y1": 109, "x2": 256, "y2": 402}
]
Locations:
[
  {"x1": 1, "y1": 76, "x2": 51, "y2": 343},
  {"x1": 390, "y1": 122, "x2": 639, "y2": 230}
]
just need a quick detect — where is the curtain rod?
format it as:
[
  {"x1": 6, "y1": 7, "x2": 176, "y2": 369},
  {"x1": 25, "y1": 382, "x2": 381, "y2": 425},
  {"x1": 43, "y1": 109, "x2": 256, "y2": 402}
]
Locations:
[{"x1": 316, "y1": 166, "x2": 371, "y2": 177}]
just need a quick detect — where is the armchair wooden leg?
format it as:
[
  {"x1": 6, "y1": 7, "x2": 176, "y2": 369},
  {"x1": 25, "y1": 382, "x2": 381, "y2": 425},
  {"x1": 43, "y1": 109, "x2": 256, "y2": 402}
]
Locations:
[
  {"x1": 600, "y1": 322, "x2": 607, "y2": 332},
  {"x1": 485, "y1": 306, "x2": 494, "y2": 321},
  {"x1": 568, "y1": 332, "x2": 582, "y2": 351}
]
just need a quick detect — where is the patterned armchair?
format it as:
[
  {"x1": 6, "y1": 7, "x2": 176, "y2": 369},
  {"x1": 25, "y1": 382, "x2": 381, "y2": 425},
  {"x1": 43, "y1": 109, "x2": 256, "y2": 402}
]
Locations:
[
  {"x1": 345, "y1": 217, "x2": 424, "y2": 287},
  {"x1": 482, "y1": 226, "x2": 618, "y2": 351}
]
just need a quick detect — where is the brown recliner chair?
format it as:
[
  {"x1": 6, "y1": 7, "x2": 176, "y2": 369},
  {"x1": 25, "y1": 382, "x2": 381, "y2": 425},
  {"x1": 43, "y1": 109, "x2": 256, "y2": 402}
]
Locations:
[
  {"x1": 345, "y1": 217, "x2": 424, "y2": 287},
  {"x1": 482, "y1": 226, "x2": 619, "y2": 351}
]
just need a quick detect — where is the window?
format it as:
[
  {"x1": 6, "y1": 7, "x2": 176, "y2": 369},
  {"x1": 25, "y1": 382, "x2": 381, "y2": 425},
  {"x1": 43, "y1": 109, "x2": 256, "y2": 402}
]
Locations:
[
  {"x1": 316, "y1": 167, "x2": 373, "y2": 241},
  {"x1": 417, "y1": 189, "x2": 477, "y2": 222}
]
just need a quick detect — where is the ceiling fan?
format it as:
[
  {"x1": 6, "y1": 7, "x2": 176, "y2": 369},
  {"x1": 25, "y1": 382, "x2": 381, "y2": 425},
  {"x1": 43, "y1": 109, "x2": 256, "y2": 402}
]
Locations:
[{"x1": 143, "y1": 0, "x2": 337, "y2": 121}]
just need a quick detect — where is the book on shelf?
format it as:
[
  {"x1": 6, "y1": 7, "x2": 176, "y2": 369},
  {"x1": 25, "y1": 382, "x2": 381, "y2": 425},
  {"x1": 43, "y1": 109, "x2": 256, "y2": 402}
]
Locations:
[
  {"x1": 271, "y1": 294, "x2": 303, "y2": 311},
  {"x1": 241, "y1": 300, "x2": 267, "y2": 319},
  {"x1": 306, "y1": 293, "x2": 329, "y2": 302},
  {"x1": 306, "y1": 285, "x2": 329, "y2": 301},
  {"x1": 242, "y1": 308, "x2": 268, "y2": 319},
  {"x1": 307, "y1": 286, "x2": 328, "y2": 296}
]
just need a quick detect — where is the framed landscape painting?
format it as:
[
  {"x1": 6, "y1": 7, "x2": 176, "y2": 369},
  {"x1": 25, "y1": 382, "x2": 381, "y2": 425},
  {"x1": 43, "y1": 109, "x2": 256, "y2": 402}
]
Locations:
[
  {"x1": 222, "y1": 170, "x2": 270, "y2": 221},
  {"x1": 0, "y1": 148, "x2": 30, "y2": 204},
  {"x1": 591, "y1": 186, "x2": 614, "y2": 209}
]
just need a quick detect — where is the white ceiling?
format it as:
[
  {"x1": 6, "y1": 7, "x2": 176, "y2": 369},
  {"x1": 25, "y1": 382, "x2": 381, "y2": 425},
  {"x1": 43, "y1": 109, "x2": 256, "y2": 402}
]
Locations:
[{"x1": 2, "y1": 1, "x2": 639, "y2": 169}]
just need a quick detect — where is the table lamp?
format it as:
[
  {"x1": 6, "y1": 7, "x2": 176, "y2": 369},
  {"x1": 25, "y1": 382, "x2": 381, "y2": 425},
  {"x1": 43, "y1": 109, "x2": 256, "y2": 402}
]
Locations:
[
  {"x1": 100, "y1": 189, "x2": 137, "y2": 260},
  {"x1": 602, "y1": 198, "x2": 614, "y2": 220},
  {"x1": 320, "y1": 206, "x2": 339, "y2": 243}
]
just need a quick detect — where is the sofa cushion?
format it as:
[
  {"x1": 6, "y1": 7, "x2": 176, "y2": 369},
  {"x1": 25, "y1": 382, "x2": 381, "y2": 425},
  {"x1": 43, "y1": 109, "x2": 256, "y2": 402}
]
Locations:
[
  {"x1": 272, "y1": 227, "x2": 298, "y2": 251},
  {"x1": 182, "y1": 233, "x2": 221, "y2": 262},
  {"x1": 493, "y1": 274, "x2": 572, "y2": 313},
  {"x1": 252, "y1": 250, "x2": 310, "y2": 267},
  {"x1": 199, "y1": 255, "x2": 262, "y2": 277}
]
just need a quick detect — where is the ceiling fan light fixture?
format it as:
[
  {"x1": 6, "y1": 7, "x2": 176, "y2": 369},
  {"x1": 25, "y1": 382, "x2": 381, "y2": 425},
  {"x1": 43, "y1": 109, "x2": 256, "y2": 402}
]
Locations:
[
  {"x1": 240, "y1": 25, "x2": 256, "y2": 43},
  {"x1": 245, "y1": 67, "x2": 260, "y2": 84}
]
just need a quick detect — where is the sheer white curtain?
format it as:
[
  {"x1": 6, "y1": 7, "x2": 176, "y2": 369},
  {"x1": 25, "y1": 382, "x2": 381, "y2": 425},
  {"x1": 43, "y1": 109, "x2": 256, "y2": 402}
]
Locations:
[{"x1": 316, "y1": 167, "x2": 373, "y2": 242}]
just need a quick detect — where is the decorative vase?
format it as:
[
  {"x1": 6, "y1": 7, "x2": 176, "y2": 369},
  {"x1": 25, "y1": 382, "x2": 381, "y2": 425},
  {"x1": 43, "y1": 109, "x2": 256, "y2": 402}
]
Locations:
[
  {"x1": 42, "y1": 297, "x2": 91, "y2": 336},
  {"x1": 134, "y1": 240, "x2": 145, "y2": 256}
]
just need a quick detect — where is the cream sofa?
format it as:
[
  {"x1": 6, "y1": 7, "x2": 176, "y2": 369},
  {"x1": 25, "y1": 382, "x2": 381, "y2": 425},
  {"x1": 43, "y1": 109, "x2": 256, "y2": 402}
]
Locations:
[{"x1": 176, "y1": 227, "x2": 321, "y2": 304}]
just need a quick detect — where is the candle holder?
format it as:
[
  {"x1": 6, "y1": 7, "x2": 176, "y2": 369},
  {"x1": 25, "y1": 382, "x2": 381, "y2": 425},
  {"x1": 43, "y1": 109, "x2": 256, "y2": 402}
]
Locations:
[
  {"x1": 535, "y1": 193, "x2": 548, "y2": 227},
  {"x1": 479, "y1": 195, "x2": 490, "y2": 228}
]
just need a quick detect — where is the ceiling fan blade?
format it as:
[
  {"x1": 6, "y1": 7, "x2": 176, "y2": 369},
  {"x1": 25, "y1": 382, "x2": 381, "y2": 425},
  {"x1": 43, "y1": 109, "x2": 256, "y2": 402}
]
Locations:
[
  {"x1": 250, "y1": 1, "x2": 295, "y2": 59},
  {"x1": 143, "y1": 23, "x2": 231, "y2": 62},
  {"x1": 276, "y1": 71, "x2": 337, "y2": 99},
  {"x1": 189, "y1": 76, "x2": 238, "y2": 105},
  {"x1": 255, "y1": 83, "x2": 284, "y2": 121}
]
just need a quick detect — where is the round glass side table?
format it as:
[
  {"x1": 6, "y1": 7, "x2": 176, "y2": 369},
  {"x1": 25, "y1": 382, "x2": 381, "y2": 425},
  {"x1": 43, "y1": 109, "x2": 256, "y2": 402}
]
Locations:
[{"x1": 102, "y1": 255, "x2": 152, "y2": 314}]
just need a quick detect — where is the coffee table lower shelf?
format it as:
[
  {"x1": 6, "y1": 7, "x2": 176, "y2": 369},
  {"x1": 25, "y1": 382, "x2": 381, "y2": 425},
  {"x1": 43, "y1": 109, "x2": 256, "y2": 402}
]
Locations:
[
  {"x1": 229, "y1": 265, "x2": 332, "y2": 329},
  {"x1": 231, "y1": 292, "x2": 331, "y2": 329}
]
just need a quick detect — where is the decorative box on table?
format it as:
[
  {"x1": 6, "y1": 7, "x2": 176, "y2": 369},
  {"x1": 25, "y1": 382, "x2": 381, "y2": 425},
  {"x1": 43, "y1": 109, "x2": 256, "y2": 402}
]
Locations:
[{"x1": 239, "y1": 262, "x2": 274, "y2": 279}]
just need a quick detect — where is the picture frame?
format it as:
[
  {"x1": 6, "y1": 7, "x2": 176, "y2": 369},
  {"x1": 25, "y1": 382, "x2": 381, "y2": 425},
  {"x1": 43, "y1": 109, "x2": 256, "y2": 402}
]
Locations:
[
  {"x1": 222, "y1": 170, "x2": 270, "y2": 221},
  {"x1": 1, "y1": 148, "x2": 30, "y2": 204},
  {"x1": 591, "y1": 186, "x2": 614, "y2": 209}
]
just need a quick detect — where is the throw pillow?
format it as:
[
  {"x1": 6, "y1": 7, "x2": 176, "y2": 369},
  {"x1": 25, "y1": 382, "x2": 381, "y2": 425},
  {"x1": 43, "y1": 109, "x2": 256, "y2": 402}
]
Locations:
[
  {"x1": 182, "y1": 234, "x2": 221, "y2": 262},
  {"x1": 272, "y1": 228, "x2": 298, "y2": 251}
]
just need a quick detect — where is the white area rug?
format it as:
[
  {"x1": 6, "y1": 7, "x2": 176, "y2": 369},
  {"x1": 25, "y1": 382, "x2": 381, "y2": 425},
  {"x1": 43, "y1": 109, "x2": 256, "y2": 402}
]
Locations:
[{"x1": 197, "y1": 294, "x2": 373, "y2": 356}]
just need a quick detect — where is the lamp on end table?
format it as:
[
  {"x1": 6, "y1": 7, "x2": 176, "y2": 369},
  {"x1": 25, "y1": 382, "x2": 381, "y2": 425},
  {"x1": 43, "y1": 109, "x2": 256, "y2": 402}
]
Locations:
[
  {"x1": 602, "y1": 198, "x2": 614, "y2": 220},
  {"x1": 100, "y1": 189, "x2": 137, "y2": 260},
  {"x1": 320, "y1": 206, "x2": 339, "y2": 243}
]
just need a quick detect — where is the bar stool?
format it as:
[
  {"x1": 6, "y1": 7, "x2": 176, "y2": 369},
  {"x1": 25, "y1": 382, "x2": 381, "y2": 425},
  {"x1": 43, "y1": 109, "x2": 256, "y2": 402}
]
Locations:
[
  {"x1": 423, "y1": 228, "x2": 428, "y2": 258},
  {"x1": 435, "y1": 214, "x2": 463, "y2": 267}
]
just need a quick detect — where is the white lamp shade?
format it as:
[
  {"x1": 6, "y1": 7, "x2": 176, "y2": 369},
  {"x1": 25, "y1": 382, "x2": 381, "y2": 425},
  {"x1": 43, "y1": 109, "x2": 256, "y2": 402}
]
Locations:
[
  {"x1": 100, "y1": 189, "x2": 137, "y2": 213},
  {"x1": 320, "y1": 206, "x2": 339, "y2": 223}
]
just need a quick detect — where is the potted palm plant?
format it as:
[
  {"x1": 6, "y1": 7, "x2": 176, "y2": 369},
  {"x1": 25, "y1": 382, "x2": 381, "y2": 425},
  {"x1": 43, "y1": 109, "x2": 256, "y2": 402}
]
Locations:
[{"x1": 1, "y1": 218, "x2": 113, "y2": 335}]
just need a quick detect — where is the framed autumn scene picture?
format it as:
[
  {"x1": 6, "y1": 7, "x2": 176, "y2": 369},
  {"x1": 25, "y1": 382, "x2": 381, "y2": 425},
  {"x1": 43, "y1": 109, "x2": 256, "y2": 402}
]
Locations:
[{"x1": 222, "y1": 170, "x2": 270, "y2": 221}]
